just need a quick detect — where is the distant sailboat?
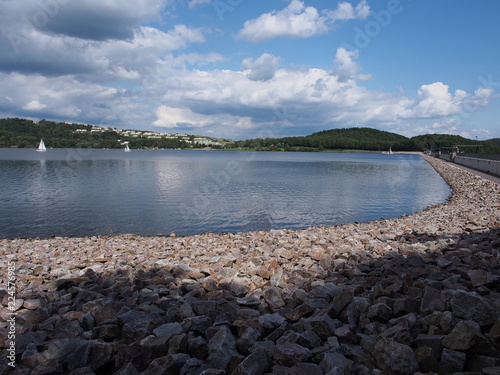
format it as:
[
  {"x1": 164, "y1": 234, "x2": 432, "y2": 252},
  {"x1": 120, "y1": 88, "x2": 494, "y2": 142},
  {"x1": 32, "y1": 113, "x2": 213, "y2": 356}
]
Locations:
[
  {"x1": 382, "y1": 147, "x2": 393, "y2": 155},
  {"x1": 124, "y1": 143, "x2": 131, "y2": 152},
  {"x1": 36, "y1": 139, "x2": 46, "y2": 152}
]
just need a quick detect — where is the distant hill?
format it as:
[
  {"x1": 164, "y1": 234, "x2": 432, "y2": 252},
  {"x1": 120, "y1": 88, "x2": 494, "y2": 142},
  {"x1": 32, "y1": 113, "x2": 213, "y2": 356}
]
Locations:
[
  {"x1": 235, "y1": 127, "x2": 419, "y2": 151},
  {"x1": 0, "y1": 118, "x2": 226, "y2": 149},
  {"x1": 411, "y1": 134, "x2": 500, "y2": 154},
  {"x1": 1, "y1": 117, "x2": 499, "y2": 153},
  {"x1": 487, "y1": 138, "x2": 500, "y2": 147}
]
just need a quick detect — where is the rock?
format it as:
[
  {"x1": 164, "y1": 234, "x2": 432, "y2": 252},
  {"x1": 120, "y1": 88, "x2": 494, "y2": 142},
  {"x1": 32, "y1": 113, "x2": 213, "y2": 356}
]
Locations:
[
  {"x1": 371, "y1": 337, "x2": 419, "y2": 375},
  {"x1": 67, "y1": 368, "x2": 95, "y2": 375},
  {"x1": 67, "y1": 340, "x2": 113, "y2": 372},
  {"x1": 92, "y1": 301, "x2": 125, "y2": 324},
  {"x1": 442, "y1": 320, "x2": 489, "y2": 353},
  {"x1": 112, "y1": 363, "x2": 140, "y2": 375},
  {"x1": 439, "y1": 348, "x2": 466, "y2": 373},
  {"x1": 490, "y1": 319, "x2": 500, "y2": 349},
  {"x1": 285, "y1": 362, "x2": 323, "y2": 375},
  {"x1": 115, "y1": 344, "x2": 154, "y2": 372},
  {"x1": 415, "y1": 346, "x2": 439, "y2": 373},
  {"x1": 208, "y1": 325, "x2": 238, "y2": 371},
  {"x1": 467, "y1": 269, "x2": 499, "y2": 287},
  {"x1": 117, "y1": 310, "x2": 154, "y2": 331},
  {"x1": 420, "y1": 286, "x2": 445, "y2": 314},
  {"x1": 309, "y1": 312, "x2": 337, "y2": 340},
  {"x1": 236, "y1": 327, "x2": 262, "y2": 355},
  {"x1": 367, "y1": 303, "x2": 393, "y2": 322},
  {"x1": 274, "y1": 343, "x2": 311, "y2": 367},
  {"x1": 450, "y1": 290, "x2": 497, "y2": 326},
  {"x1": 317, "y1": 350, "x2": 353, "y2": 374},
  {"x1": 153, "y1": 322, "x2": 183, "y2": 339},
  {"x1": 141, "y1": 354, "x2": 190, "y2": 375},
  {"x1": 231, "y1": 347, "x2": 271, "y2": 375},
  {"x1": 285, "y1": 303, "x2": 315, "y2": 322}
]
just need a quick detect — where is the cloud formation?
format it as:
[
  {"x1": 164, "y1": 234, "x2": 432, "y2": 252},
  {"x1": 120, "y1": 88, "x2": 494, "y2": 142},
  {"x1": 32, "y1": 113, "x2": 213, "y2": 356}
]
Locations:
[
  {"x1": 237, "y1": 0, "x2": 370, "y2": 42},
  {"x1": 0, "y1": 1, "x2": 497, "y2": 140},
  {"x1": 242, "y1": 53, "x2": 281, "y2": 82}
]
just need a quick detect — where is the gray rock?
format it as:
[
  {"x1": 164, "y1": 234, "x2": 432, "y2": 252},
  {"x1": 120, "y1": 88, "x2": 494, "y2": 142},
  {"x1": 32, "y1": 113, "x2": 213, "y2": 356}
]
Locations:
[
  {"x1": 231, "y1": 347, "x2": 271, "y2": 375},
  {"x1": 439, "y1": 348, "x2": 466, "y2": 374},
  {"x1": 309, "y1": 312, "x2": 337, "y2": 340},
  {"x1": 442, "y1": 320, "x2": 489, "y2": 352},
  {"x1": 208, "y1": 325, "x2": 238, "y2": 371},
  {"x1": 237, "y1": 327, "x2": 262, "y2": 355},
  {"x1": 67, "y1": 340, "x2": 113, "y2": 371},
  {"x1": 367, "y1": 303, "x2": 393, "y2": 322},
  {"x1": 371, "y1": 337, "x2": 419, "y2": 375},
  {"x1": 274, "y1": 343, "x2": 311, "y2": 367},
  {"x1": 450, "y1": 290, "x2": 497, "y2": 326},
  {"x1": 154, "y1": 322, "x2": 184, "y2": 339},
  {"x1": 420, "y1": 286, "x2": 445, "y2": 314},
  {"x1": 112, "y1": 363, "x2": 139, "y2": 375},
  {"x1": 142, "y1": 354, "x2": 191, "y2": 375},
  {"x1": 318, "y1": 350, "x2": 353, "y2": 374}
]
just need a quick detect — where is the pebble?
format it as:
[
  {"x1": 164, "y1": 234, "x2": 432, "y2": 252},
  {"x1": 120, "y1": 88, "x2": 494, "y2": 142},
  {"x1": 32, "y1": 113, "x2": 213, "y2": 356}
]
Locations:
[{"x1": 0, "y1": 155, "x2": 499, "y2": 374}]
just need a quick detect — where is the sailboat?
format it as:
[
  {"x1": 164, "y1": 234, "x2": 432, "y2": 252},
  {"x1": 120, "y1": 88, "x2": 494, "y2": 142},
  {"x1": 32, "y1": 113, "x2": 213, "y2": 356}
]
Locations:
[
  {"x1": 124, "y1": 143, "x2": 131, "y2": 152},
  {"x1": 382, "y1": 147, "x2": 393, "y2": 155},
  {"x1": 36, "y1": 139, "x2": 47, "y2": 152}
]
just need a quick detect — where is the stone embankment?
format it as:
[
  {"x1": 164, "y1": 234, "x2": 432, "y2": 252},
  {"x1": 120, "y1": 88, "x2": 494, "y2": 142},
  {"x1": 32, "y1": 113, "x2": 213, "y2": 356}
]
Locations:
[{"x1": 1, "y1": 155, "x2": 500, "y2": 375}]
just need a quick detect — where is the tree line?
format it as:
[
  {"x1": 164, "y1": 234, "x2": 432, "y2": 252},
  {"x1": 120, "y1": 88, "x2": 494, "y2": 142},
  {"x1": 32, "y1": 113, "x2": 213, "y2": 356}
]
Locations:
[{"x1": 1, "y1": 118, "x2": 499, "y2": 153}]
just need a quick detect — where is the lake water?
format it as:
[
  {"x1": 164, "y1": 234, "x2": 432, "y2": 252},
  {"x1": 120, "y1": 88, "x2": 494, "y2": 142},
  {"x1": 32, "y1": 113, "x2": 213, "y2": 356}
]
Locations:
[{"x1": 0, "y1": 149, "x2": 451, "y2": 239}]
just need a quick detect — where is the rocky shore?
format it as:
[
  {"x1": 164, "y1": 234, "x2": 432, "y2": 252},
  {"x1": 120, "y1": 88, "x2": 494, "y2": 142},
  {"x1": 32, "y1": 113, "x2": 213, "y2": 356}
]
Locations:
[{"x1": 1, "y1": 154, "x2": 500, "y2": 375}]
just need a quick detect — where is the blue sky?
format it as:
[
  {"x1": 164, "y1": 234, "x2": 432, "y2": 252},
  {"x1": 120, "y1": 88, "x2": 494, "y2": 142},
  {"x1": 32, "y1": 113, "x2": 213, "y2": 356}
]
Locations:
[{"x1": 0, "y1": 0, "x2": 499, "y2": 140}]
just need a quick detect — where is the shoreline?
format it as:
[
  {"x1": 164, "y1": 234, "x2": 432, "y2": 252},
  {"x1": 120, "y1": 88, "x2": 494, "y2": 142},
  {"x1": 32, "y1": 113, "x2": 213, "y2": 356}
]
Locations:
[{"x1": 1, "y1": 154, "x2": 500, "y2": 374}]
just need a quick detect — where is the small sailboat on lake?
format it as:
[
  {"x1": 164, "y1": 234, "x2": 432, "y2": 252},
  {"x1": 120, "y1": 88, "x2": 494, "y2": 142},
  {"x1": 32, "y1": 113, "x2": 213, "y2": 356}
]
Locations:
[
  {"x1": 382, "y1": 147, "x2": 393, "y2": 155},
  {"x1": 124, "y1": 143, "x2": 131, "y2": 152},
  {"x1": 36, "y1": 139, "x2": 47, "y2": 152}
]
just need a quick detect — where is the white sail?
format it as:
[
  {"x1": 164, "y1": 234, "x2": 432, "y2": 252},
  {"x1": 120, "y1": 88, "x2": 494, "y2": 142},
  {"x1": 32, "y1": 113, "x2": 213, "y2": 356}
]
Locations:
[
  {"x1": 124, "y1": 143, "x2": 131, "y2": 152},
  {"x1": 37, "y1": 139, "x2": 46, "y2": 152}
]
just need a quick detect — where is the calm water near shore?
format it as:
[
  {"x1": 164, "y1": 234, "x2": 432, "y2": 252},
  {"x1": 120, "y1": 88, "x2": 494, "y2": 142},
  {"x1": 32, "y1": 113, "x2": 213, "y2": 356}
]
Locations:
[{"x1": 0, "y1": 148, "x2": 450, "y2": 238}]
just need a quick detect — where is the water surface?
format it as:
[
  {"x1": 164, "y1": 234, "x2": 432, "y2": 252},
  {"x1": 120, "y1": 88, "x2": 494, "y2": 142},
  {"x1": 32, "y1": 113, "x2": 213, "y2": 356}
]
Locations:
[{"x1": 0, "y1": 149, "x2": 450, "y2": 238}]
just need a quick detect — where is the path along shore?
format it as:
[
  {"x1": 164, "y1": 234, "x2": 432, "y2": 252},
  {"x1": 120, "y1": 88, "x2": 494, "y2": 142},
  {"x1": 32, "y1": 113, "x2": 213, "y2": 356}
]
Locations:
[{"x1": 1, "y1": 154, "x2": 500, "y2": 374}]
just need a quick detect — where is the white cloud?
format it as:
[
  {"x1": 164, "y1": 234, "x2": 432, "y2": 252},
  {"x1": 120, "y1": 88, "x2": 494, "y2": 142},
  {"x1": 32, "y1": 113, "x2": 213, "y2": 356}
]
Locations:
[
  {"x1": 236, "y1": 0, "x2": 370, "y2": 42},
  {"x1": 23, "y1": 100, "x2": 47, "y2": 111},
  {"x1": 411, "y1": 82, "x2": 464, "y2": 118},
  {"x1": 242, "y1": 53, "x2": 281, "y2": 82},
  {"x1": 153, "y1": 105, "x2": 254, "y2": 133},
  {"x1": 332, "y1": 47, "x2": 371, "y2": 82},
  {"x1": 237, "y1": 0, "x2": 328, "y2": 42},
  {"x1": 325, "y1": 0, "x2": 370, "y2": 21}
]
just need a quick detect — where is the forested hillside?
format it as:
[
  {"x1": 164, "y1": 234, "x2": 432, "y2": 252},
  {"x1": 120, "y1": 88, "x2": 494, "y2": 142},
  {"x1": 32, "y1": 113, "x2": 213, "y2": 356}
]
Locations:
[
  {"x1": 235, "y1": 127, "x2": 418, "y2": 152},
  {"x1": 0, "y1": 118, "x2": 193, "y2": 149},
  {"x1": 1, "y1": 117, "x2": 499, "y2": 153},
  {"x1": 411, "y1": 134, "x2": 500, "y2": 154}
]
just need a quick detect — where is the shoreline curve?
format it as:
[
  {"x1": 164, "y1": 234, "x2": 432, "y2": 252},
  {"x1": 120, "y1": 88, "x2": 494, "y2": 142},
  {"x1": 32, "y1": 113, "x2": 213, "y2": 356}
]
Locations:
[{"x1": 1, "y1": 153, "x2": 499, "y2": 374}]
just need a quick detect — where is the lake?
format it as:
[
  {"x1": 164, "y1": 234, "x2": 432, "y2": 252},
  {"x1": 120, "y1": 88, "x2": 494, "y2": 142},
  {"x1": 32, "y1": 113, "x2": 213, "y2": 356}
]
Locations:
[{"x1": 0, "y1": 149, "x2": 451, "y2": 239}]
